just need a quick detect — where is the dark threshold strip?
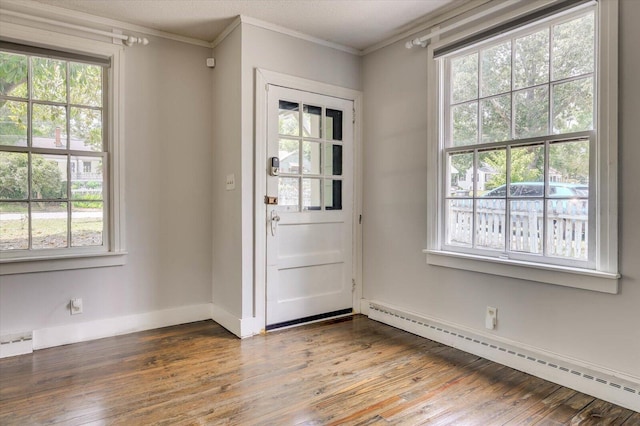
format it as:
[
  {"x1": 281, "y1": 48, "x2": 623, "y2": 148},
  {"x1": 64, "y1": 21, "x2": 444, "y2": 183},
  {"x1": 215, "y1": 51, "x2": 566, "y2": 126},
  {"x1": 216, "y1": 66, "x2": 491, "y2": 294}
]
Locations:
[{"x1": 266, "y1": 308, "x2": 353, "y2": 331}]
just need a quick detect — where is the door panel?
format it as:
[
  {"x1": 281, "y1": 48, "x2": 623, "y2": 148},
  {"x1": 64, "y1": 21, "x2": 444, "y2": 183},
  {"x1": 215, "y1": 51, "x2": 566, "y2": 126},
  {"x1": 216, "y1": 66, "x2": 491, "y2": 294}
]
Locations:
[{"x1": 266, "y1": 85, "x2": 353, "y2": 328}]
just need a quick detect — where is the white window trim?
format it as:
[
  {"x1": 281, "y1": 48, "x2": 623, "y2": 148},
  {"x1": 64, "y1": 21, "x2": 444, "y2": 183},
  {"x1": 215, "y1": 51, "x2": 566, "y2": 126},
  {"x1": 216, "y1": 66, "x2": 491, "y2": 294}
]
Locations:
[
  {"x1": 0, "y1": 21, "x2": 127, "y2": 275},
  {"x1": 425, "y1": 0, "x2": 619, "y2": 293}
]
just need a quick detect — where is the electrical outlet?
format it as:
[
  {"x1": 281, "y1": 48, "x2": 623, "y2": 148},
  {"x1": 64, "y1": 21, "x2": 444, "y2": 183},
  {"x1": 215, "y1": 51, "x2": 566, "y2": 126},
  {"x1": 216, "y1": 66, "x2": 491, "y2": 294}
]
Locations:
[
  {"x1": 225, "y1": 174, "x2": 235, "y2": 190},
  {"x1": 70, "y1": 298, "x2": 83, "y2": 315},
  {"x1": 485, "y1": 306, "x2": 497, "y2": 330}
]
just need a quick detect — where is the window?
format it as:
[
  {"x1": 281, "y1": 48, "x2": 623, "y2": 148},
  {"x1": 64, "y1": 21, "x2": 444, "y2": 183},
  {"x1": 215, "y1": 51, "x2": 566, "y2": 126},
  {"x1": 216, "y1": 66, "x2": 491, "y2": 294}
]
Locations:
[
  {"x1": 426, "y1": 0, "x2": 619, "y2": 292},
  {"x1": 0, "y1": 30, "x2": 125, "y2": 274}
]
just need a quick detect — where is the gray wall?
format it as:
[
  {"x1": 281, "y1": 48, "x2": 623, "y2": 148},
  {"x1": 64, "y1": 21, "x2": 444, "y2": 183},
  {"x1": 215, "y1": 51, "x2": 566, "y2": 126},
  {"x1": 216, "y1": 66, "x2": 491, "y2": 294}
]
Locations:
[
  {"x1": 362, "y1": 0, "x2": 640, "y2": 379},
  {"x1": 0, "y1": 36, "x2": 214, "y2": 335}
]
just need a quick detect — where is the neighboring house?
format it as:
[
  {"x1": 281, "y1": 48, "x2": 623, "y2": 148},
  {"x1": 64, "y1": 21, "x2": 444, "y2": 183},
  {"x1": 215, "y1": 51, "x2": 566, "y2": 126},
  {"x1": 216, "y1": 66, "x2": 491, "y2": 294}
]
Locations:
[{"x1": 457, "y1": 164, "x2": 500, "y2": 193}]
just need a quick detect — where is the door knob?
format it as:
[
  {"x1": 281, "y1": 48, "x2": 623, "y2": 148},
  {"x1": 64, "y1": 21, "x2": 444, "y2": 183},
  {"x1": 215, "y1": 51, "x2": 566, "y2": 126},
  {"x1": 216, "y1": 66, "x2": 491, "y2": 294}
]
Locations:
[{"x1": 270, "y1": 210, "x2": 281, "y2": 236}]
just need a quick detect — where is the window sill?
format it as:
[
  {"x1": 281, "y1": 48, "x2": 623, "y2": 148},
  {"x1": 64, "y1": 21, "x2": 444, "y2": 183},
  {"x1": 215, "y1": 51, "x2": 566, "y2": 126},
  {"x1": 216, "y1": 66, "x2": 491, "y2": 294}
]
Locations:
[
  {"x1": 0, "y1": 251, "x2": 127, "y2": 275},
  {"x1": 423, "y1": 249, "x2": 620, "y2": 294}
]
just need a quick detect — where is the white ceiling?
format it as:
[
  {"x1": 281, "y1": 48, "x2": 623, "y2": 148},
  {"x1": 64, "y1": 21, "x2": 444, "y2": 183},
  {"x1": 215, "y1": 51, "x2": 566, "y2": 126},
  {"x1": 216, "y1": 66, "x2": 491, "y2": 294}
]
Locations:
[{"x1": 30, "y1": 0, "x2": 464, "y2": 51}]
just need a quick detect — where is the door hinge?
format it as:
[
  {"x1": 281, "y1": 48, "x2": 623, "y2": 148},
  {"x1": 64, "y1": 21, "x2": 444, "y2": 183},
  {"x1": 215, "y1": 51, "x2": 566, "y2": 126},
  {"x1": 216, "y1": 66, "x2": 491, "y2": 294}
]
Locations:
[
  {"x1": 352, "y1": 278, "x2": 356, "y2": 292},
  {"x1": 265, "y1": 83, "x2": 269, "y2": 92},
  {"x1": 359, "y1": 214, "x2": 362, "y2": 224},
  {"x1": 352, "y1": 108, "x2": 356, "y2": 124}
]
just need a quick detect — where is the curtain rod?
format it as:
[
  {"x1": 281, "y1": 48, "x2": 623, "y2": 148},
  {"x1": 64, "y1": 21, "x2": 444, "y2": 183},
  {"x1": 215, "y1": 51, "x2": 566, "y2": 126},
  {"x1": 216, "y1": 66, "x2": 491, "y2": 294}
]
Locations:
[
  {"x1": 0, "y1": 9, "x2": 149, "y2": 46},
  {"x1": 405, "y1": 0, "x2": 522, "y2": 49}
]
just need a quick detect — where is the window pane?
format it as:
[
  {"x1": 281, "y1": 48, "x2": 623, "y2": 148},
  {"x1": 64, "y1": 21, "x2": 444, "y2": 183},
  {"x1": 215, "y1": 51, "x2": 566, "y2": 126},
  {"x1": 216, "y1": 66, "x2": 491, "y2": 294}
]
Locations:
[
  {"x1": 324, "y1": 144, "x2": 342, "y2": 176},
  {"x1": 324, "y1": 179, "x2": 342, "y2": 210},
  {"x1": 71, "y1": 156, "x2": 102, "y2": 200},
  {"x1": 0, "y1": 100, "x2": 28, "y2": 146},
  {"x1": 69, "y1": 63, "x2": 102, "y2": 107},
  {"x1": 451, "y1": 101, "x2": 478, "y2": 146},
  {"x1": 0, "y1": 152, "x2": 28, "y2": 199},
  {"x1": 0, "y1": 52, "x2": 28, "y2": 97},
  {"x1": 478, "y1": 149, "x2": 506, "y2": 196},
  {"x1": 548, "y1": 140, "x2": 589, "y2": 196},
  {"x1": 547, "y1": 199, "x2": 588, "y2": 260},
  {"x1": 32, "y1": 202, "x2": 68, "y2": 249},
  {"x1": 302, "y1": 104, "x2": 321, "y2": 139},
  {"x1": 71, "y1": 201, "x2": 103, "y2": 247},
  {"x1": 514, "y1": 86, "x2": 549, "y2": 139},
  {"x1": 278, "y1": 177, "x2": 299, "y2": 211},
  {"x1": 278, "y1": 139, "x2": 299, "y2": 174},
  {"x1": 446, "y1": 199, "x2": 473, "y2": 247},
  {"x1": 32, "y1": 104, "x2": 67, "y2": 149},
  {"x1": 32, "y1": 154, "x2": 66, "y2": 200},
  {"x1": 514, "y1": 29, "x2": 549, "y2": 89},
  {"x1": 302, "y1": 141, "x2": 321, "y2": 175},
  {"x1": 302, "y1": 178, "x2": 321, "y2": 210},
  {"x1": 451, "y1": 53, "x2": 478, "y2": 103},
  {"x1": 32, "y1": 57, "x2": 67, "y2": 103},
  {"x1": 510, "y1": 199, "x2": 543, "y2": 254},
  {"x1": 552, "y1": 13, "x2": 595, "y2": 81},
  {"x1": 70, "y1": 107, "x2": 102, "y2": 151},
  {"x1": 278, "y1": 101, "x2": 299, "y2": 136},
  {"x1": 325, "y1": 109, "x2": 343, "y2": 141},
  {"x1": 481, "y1": 95, "x2": 511, "y2": 143},
  {"x1": 481, "y1": 41, "x2": 511, "y2": 97},
  {"x1": 509, "y1": 145, "x2": 544, "y2": 197},
  {"x1": 0, "y1": 202, "x2": 28, "y2": 250},
  {"x1": 552, "y1": 77, "x2": 593, "y2": 134},
  {"x1": 448, "y1": 152, "x2": 473, "y2": 197},
  {"x1": 476, "y1": 198, "x2": 505, "y2": 251}
]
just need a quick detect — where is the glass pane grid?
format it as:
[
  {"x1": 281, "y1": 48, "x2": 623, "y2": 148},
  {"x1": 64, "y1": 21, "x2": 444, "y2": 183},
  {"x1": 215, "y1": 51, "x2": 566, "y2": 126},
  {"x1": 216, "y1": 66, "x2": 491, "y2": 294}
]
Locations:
[{"x1": 0, "y1": 49, "x2": 106, "y2": 253}]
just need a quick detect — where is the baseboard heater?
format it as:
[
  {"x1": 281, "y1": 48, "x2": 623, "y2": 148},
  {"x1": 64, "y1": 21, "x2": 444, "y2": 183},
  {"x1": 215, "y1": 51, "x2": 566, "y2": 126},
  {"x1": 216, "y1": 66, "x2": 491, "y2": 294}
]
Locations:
[{"x1": 367, "y1": 301, "x2": 640, "y2": 412}]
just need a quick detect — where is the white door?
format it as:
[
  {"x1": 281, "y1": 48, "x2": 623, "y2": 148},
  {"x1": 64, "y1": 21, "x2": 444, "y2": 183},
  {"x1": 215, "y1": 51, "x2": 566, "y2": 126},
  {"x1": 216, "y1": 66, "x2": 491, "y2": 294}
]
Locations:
[{"x1": 266, "y1": 85, "x2": 354, "y2": 329}]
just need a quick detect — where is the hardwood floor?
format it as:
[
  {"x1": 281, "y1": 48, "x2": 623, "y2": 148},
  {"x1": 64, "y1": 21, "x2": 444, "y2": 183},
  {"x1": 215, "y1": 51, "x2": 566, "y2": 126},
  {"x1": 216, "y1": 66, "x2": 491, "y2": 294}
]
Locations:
[{"x1": 1, "y1": 316, "x2": 638, "y2": 425}]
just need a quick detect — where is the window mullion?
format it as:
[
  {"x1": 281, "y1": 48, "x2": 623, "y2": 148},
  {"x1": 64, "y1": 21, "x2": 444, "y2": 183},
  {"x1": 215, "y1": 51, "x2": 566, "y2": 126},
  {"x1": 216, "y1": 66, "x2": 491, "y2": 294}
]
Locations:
[{"x1": 543, "y1": 140, "x2": 550, "y2": 257}]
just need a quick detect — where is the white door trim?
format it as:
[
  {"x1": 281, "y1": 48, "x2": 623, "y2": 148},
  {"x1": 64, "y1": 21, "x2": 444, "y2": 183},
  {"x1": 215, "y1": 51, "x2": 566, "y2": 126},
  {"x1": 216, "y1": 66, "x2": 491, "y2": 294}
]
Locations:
[{"x1": 253, "y1": 68, "x2": 363, "y2": 336}]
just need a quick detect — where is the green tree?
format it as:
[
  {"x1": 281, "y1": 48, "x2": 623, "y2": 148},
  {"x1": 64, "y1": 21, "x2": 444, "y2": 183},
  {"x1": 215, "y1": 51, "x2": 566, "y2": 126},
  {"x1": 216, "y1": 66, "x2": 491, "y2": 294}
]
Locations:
[{"x1": 0, "y1": 153, "x2": 62, "y2": 199}]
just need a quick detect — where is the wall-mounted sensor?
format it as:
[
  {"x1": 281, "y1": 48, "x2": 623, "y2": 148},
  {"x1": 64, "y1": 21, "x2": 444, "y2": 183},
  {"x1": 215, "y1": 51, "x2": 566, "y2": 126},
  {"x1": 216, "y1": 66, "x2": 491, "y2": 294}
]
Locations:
[{"x1": 206, "y1": 58, "x2": 215, "y2": 68}]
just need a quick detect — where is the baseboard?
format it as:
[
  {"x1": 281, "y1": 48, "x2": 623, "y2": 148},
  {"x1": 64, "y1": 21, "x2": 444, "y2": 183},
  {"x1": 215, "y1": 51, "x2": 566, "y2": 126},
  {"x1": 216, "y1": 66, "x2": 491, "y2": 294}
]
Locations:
[
  {"x1": 33, "y1": 303, "x2": 214, "y2": 350},
  {"x1": 365, "y1": 299, "x2": 640, "y2": 412},
  {"x1": 0, "y1": 332, "x2": 33, "y2": 358},
  {"x1": 211, "y1": 303, "x2": 259, "y2": 338}
]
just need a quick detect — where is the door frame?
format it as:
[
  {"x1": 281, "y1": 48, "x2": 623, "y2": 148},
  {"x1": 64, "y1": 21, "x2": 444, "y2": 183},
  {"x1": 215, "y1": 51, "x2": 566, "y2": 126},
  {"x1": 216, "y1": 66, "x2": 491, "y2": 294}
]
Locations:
[{"x1": 253, "y1": 68, "x2": 363, "y2": 334}]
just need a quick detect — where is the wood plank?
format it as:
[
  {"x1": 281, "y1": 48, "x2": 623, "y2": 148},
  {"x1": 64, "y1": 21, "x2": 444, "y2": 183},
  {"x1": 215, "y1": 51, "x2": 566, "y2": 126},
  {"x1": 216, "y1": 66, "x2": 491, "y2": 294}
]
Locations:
[{"x1": 0, "y1": 316, "x2": 636, "y2": 425}]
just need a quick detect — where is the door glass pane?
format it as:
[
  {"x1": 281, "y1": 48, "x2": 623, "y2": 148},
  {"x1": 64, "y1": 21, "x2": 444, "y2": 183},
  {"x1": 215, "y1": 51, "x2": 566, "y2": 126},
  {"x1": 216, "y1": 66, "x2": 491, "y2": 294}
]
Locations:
[
  {"x1": 32, "y1": 154, "x2": 67, "y2": 199},
  {"x1": 72, "y1": 201, "x2": 103, "y2": 247},
  {"x1": 0, "y1": 52, "x2": 28, "y2": 97},
  {"x1": 278, "y1": 177, "x2": 299, "y2": 211},
  {"x1": 32, "y1": 104, "x2": 67, "y2": 149},
  {"x1": 446, "y1": 199, "x2": 472, "y2": 247},
  {"x1": 548, "y1": 140, "x2": 589, "y2": 197},
  {"x1": 70, "y1": 107, "x2": 102, "y2": 151},
  {"x1": 509, "y1": 145, "x2": 544, "y2": 197},
  {"x1": 552, "y1": 77, "x2": 593, "y2": 134},
  {"x1": 481, "y1": 41, "x2": 511, "y2": 97},
  {"x1": 547, "y1": 199, "x2": 588, "y2": 260},
  {"x1": 0, "y1": 152, "x2": 28, "y2": 199},
  {"x1": 552, "y1": 12, "x2": 594, "y2": 81},
  {"x1": 514, "y1": 29, "x2": 549, "y2": 90},
  {"x1": 481, "y1": 95, "x2": 511, "y2": 143},
  {"x1": 324, "y1": 144, "x2": 342, "y2": 176},
  {"x1": 514, "y1": 86, "x2": 549, "y2": 139},
  {"x1": 278, "y1": 139, "x2": 299, "y2": 174},
  {"x1": 302, "y1": 141, "x2": 321, "y2": 175},
  {"x1": 278, "y1": 100, "x2": 299, "y2": 136},
  {"x1": 71, "y1": 156, "x2": 102, "y2": 200},
  {"x1": 510, "y1": 199, "x2": 543, "y2": 254},
  {"x1": 69, "y1": 62, "x2": 102, "y2": 107},
  {"x1": 302, "y1": 104, "x2": 321, "y2": 138},
  {"x1": 302, "y1": 178, "x2": 321, "y2": 210},
  {"x1": 0, "y1": 100, "x2": 28, "y2": 147},
  {"x1": 448, "y1": 152, "x2": 473, "y2": 197},
  {"x1": 476, "y1": 198, "x2": 505, "y2": 251},
  {"x1": 477, "y1": 149, "x2": 505, "y2": 197},
  {"x1": 324, "y1": 179, "x2": 342, "y2": 210},
  {"x1": 451, "y1": 52, "x2": 478, "y2": 103},
  {"x1": 32, "y1": 202, "x2": 68, "y2": 249},
  {"x1": 451, "y1": 101, "x2": 478, "y2": 146},
  {"x1": 325, "y1": 109, "x2": 343, "y2": 141},
  {"x1": 0, "y1": 202, "x2": 28, "y2": 250},
  {"x1": 32, "y1": 57, "x2": 67, "y2": 103}
]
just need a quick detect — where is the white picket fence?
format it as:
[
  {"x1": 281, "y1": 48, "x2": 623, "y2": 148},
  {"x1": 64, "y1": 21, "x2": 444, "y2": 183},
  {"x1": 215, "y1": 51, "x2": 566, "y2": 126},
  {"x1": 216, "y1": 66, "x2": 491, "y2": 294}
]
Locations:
[{"x1": 447, "y1": 198, "x2": 588, "y2": 260}]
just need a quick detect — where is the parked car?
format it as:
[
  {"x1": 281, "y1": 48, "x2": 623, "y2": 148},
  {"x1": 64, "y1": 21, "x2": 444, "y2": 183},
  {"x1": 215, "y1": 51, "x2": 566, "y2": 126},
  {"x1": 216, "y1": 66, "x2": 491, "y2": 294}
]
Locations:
[{"x1": 482, "y1": 182, "x2": 586, "y2": 198}]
